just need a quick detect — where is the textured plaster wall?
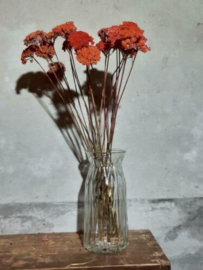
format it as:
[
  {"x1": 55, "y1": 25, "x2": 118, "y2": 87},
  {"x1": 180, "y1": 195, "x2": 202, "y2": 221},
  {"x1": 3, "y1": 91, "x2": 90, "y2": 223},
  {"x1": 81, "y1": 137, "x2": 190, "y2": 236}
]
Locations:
[{"x1": 0, "y1": 1, "x2": 203, "y2": 270}]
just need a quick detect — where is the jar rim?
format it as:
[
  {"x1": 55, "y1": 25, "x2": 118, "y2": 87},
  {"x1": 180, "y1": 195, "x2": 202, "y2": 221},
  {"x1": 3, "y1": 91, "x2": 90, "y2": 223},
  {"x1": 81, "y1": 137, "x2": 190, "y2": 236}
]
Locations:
[{"x1": 86, "y1": 149, "x2": 126, "y2": 155}]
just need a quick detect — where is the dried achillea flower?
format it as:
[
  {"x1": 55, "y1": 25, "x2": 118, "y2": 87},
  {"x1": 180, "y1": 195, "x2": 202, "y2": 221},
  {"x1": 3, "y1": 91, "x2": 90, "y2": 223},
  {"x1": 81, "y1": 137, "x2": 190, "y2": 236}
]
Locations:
[
  {"x1": 68, "y1": 31, "x2": 94, "y2": 51},
  {"x1": 97, "y1": 21, "x2": 150, "y2": 55},
  {"x1": 21, "y1": 44, "x2": 55, "y2": 64},
  {"x1": 76, "y1": 46, "x2": 101, "y2": 66},
  {"x1": 52, "y1": 21, "x2": 77, "y2": 38},
  {"x1": 24, "y1": 30, "x2": 46, "y2": 46}
]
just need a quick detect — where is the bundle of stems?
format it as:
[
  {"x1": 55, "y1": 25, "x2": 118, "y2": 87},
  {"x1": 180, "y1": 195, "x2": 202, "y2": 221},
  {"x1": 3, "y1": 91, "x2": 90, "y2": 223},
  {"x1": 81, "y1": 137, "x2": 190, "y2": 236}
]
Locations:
[{"x1": 33, "y1": 49, "x2": 136, "y2": 159}]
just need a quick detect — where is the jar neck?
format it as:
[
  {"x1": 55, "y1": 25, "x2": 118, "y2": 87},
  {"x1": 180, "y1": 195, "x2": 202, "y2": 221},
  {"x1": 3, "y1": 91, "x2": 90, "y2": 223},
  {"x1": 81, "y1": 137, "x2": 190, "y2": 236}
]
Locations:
[{"x1": 86, "y1": 149, "x2": 126, "y2": 166}]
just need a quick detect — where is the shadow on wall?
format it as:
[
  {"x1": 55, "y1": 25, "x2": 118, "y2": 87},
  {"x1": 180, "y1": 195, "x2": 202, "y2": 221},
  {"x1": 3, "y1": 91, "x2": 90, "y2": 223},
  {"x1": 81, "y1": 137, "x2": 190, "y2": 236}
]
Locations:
[{"x1": 15, "y1": 68, "x2": 113, "y2": 241}]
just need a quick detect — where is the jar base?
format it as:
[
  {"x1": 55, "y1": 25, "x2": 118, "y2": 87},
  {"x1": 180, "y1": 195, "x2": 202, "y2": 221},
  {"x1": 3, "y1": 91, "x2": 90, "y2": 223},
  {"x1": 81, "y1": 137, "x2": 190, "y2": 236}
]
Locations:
[{"x1": 84, "y1": 241, "x2": 129, "y2": 253}]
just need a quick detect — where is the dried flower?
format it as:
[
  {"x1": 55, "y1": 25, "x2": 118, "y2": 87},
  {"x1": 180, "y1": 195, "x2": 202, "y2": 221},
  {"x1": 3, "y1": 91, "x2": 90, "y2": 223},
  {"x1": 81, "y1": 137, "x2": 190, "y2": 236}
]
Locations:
[
  {"x1": 52, "y1": 21, "x2": 77, "y2": 38},
  {"x1": 24, "y1": 30, "x2": 46, "y2": 46},
  {"x1": 21, "y1": 45, "x2": 38, "y2": 64},
  {"x1": 68, "y1": 31, "x2": 94, "y2": 51},
  {"x1": 21, "y1": 44, "x2": 55, "y2": 64},
  {"x1": 98, "y1": 21, "x2": 150, "y2": 55},
  {"x1": 76, "y1": 46, "x2": 101, "y2": 66}
]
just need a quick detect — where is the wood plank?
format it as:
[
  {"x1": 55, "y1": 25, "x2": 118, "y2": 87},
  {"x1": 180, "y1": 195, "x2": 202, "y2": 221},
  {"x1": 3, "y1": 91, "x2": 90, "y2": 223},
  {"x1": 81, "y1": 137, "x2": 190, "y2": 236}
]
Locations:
[{"x1": 0, "y1": 230, "x2": 171, "y2": 270}]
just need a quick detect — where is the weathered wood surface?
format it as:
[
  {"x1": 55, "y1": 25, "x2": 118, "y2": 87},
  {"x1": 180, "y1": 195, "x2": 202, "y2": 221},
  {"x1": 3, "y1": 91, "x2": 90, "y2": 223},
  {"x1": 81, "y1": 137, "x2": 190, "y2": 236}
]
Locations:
[{"x1": 0, "y1": 230, "x2": 170, "y2": 270}]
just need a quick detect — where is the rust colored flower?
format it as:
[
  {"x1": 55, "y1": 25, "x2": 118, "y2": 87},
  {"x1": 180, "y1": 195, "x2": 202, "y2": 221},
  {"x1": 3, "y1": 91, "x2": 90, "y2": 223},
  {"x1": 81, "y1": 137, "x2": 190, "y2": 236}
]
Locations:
[
  {"x1": 35, "y1": 44, "x2": 55, "y2": 60},
  {"x1": 97, "y1": 21, "x2": 150, "y2": 55},
  {"x1": 24, "y1": 30, "x2": 46, "y2": 46},
  {"x1": 52, "y1": 21, "x2": 77, "y2": 38},
  {"x1": 68, "y1": 31, "x2": 94, "y2": 51},
  {"x1": 76, "y1": 46, "x2": 101, "y2": 66},
  {"x1": 21, "y1": 45, "x2": 38, "y2": 64}
]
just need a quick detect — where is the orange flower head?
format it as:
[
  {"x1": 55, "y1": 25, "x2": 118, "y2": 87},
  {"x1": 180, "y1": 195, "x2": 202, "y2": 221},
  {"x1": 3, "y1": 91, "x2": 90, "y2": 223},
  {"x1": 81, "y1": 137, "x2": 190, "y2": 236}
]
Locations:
[
  {"x1": 35, "y1": 44, "x2": 55, "y2": 60},
  {"x1": 68, "y1": 31, "x2": 94, "y2": 51},
  {"x1": 52, "y1": 21, "x2": 77, "y2": 38},
  {"x1": 21, "y1": 45, "x2": 38, "y2": 64},
  {"x1": 24, "y1": 30, "x2": 46, "y2": 46},
  {"x1": 119, "y1": 21, "x2": 144, "y2": 39},
  {"x1": 76, "y1": 46, "x2": 101, "y2": 66}
]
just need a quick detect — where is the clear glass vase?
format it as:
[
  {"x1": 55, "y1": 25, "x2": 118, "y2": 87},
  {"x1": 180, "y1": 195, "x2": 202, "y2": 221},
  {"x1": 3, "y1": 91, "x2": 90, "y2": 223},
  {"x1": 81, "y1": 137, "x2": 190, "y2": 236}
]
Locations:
[{"x1": 83, "y1": 149, "x2": 128, "y2": 253}]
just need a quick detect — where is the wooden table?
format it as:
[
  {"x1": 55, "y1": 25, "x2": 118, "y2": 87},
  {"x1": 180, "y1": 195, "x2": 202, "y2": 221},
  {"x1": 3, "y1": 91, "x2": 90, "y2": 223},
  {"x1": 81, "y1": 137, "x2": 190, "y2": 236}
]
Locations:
[{"x1": 0, "y1": 230, "x2": 171, "y2": 270}]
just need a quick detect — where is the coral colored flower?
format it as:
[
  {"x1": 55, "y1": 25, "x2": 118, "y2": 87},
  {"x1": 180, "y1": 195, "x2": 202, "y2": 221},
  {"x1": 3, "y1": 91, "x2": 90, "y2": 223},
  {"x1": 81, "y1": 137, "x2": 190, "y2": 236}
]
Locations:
[
  {"x1": 68, "y1": 31, "x2": 94, "y2": 51},
  {"x1": 35, "y1": 44, "x2": 55, "y2": 59},
  {"x1": 98, "y1": 21, "x2": 150, "y2": 55},
  {"x1": 21, "y1": 45, "x2": 38, "y2": 64},
  {"x1": 76, "y1": 46, "x2": 101, "y2": 66},
  {"x1": 24, "y1": 30, "x2": 46, "y2": 46},
  {"x1": 52, "y1": 21, "x2": 77, "y2": 38}
]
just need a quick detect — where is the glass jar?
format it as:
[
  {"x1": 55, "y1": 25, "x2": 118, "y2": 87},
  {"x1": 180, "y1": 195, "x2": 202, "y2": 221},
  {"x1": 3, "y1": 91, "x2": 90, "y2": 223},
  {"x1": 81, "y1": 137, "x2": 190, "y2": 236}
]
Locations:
[{"x1": 83, "y1": 149, "x2": 128, "y2": 253}]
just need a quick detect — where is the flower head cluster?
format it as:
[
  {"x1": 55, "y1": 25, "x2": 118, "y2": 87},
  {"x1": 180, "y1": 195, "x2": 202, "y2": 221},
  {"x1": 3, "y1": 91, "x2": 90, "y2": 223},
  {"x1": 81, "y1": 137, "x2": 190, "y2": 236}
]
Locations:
[
  {"x1": 24, "y1": 30, "x2": 46, "y2": 46},
  {"x1": 68, "y1": 31, "x2": 94, "y2": 51},
  {"x1": 61, "y1": 29, "x2": 100, "y2": 66},
  {"x1": 21, "y1": 29, "x2": 55, "y2": 64},
  {"x1": 97, "y1": 21, "x2": 150, "y2": 55},
  {"x1": 76, "y1": 46, "x2": 101, "y2": 66},
  {"x1": 21, "y1": 45, "x2": 38, "y2": 64},
  {"x1": 52, "y1": 21, "x2": 77, "y2": 38}
]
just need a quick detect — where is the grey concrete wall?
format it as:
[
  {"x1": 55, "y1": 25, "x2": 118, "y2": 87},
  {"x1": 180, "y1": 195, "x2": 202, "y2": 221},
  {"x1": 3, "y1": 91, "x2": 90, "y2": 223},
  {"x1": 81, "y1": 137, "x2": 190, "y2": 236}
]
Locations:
[{"x1": 0, "y1": 0, "x2": 203, "y2": 269}]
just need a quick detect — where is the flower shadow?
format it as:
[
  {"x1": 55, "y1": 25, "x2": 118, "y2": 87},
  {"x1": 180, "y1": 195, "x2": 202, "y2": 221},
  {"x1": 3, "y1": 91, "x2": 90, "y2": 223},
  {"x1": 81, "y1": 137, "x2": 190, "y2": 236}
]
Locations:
[{"x1": 15, "y1": 67, "x2": 113, "y2": 244}]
